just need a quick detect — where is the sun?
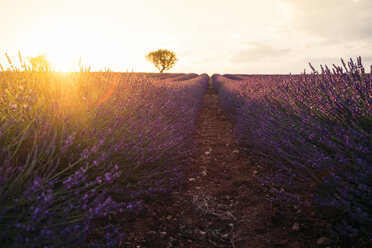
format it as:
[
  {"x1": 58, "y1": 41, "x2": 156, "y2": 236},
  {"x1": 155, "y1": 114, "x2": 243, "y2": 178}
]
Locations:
[
  {"x1": 47, "y1": 52, "x2": 79, "y2": 72},
  {"x1": 21, "y1": 22, "x2": 90, "y2": 72}
]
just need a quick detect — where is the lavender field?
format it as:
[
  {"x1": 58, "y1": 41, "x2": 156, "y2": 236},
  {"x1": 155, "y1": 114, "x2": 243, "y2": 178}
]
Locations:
[
  {"x1": 1, "y1": 0, "x2": 372, "y2": 246},
  {"x1": 0, "y1": 67, "x2": 208, "y2": 247},
  {"x1": 212, "y1": 58, "x2": 371, "y2": 247},
  {"x1": 0, "y1": 57, "x2": 371, "y2": 247}
]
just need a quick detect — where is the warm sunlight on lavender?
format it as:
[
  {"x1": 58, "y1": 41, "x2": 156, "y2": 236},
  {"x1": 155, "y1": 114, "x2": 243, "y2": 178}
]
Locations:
[{"x1": 0, "y1": 0, "x2": 371, "y2": 247}]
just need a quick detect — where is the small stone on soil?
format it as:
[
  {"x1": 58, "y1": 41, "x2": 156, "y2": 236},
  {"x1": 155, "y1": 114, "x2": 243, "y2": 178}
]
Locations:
[
  {"x1": 292, "y1": 223, "x2": 301, "y2": 232},
  {"x1": 221, "y1": 234, "x2": 229, "y2": 239},
  {"x1": 317, "y1": 237, "x2": 331, "y2": 246}
]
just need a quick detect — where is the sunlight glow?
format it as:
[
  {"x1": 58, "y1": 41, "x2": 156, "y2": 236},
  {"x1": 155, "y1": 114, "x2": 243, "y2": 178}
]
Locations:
[
  {"x1": 0, "y1": 0, "x2": 371, "y2": 74},
  {"x1": 23, "y1": 23, "x2": 87, "y2": 71}
]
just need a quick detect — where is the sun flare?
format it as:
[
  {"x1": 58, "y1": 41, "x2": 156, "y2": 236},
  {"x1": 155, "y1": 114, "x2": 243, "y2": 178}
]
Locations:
[{"x1": 21, "y1": 22, "x2": 95, "y2": 71}]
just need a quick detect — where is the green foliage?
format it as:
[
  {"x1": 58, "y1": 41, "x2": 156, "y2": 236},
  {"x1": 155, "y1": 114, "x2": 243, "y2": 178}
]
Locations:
[
  {"x1": 27, "y1": 54, "x2": 51, "y2": 71},
  {"x1": 146, "y1": 49, "x2": 177, "y2": 73}
]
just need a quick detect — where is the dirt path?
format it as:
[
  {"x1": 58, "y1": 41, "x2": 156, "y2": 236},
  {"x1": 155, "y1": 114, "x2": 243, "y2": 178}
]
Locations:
[{"x1": 121, "y1": 78, "x2": 311, "y2": 247}]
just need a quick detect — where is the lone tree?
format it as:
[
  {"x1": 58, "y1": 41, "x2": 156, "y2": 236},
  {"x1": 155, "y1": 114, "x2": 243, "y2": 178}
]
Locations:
[
  {"x1": 27, "y1": 54, "x2": 51, "y2": 71},
  {"x1": 146, "y1": 49, "x2": 177, "y2": 73}
]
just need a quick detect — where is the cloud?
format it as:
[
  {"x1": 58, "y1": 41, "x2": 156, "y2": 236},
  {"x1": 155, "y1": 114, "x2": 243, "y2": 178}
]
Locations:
[
  {"x1": 229, "y1": 42, "x2": 290, "y2": 63},
  {"x1": 280, "y1": 0, "x2": 372, "y2": 41}
]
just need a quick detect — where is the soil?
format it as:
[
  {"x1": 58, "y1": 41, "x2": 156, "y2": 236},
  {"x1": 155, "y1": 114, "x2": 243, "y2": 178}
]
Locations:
[{"x1": 118, "y1": 79, "x2": 316, "y2": 248}]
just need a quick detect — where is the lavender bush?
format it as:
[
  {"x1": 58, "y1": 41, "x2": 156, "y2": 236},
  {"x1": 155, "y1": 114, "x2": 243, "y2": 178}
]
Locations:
[
  {"x1": 0, "y1": 59, "x2": 208, "y2": 247},
  {"x1": 213, "y1": 58, "x2": 371, "y2": 247}
]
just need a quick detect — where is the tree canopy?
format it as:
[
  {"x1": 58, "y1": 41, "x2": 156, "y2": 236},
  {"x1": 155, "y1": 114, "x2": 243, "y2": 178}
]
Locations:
[
  {"x1": 146, "y1": 49, "x2": 177, "y2": 73},
  {"x1": 27, "y1": 54, "x2": 51, "y2": 71}
]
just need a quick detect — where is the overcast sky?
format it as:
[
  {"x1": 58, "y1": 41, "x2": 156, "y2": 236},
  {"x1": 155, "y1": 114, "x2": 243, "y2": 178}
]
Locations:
[{"x1": 0, "y1": 0, "x2": 371, "y2": 74}]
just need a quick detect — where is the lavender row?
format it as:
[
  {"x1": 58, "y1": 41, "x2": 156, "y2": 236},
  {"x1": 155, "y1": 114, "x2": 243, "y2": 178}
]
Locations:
[
  {"x1": 212, "y1": 58, "x2": 371, "y2": 246},
  {"x1": 0, "y1": 70, "x2": 208, "y2": 247}
]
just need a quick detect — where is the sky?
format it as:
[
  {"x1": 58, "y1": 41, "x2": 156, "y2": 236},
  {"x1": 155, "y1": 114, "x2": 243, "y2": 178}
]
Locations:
[{"x1": 0, "y1": 0, "x2": 371, "y2": 74}]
